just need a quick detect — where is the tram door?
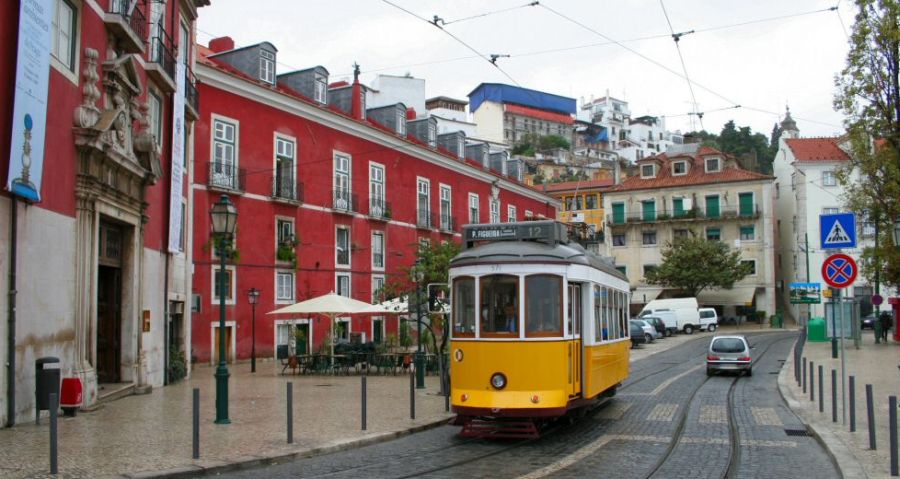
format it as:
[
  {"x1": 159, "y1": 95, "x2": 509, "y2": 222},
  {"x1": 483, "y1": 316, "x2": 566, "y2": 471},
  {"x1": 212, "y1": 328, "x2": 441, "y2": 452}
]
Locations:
[{"x1": 568, "y1": 283, "x2": 583, "y2": 397}]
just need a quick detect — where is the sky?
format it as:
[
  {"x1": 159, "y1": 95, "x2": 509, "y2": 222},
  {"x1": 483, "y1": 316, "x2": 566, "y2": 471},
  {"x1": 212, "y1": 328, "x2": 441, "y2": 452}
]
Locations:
[{"x1": 196, "y1": 0, "x2": 854, "y2": 139}]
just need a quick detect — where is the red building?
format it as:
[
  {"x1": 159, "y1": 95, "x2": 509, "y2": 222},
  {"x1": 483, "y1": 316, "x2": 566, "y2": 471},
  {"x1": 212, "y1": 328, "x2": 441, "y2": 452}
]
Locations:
[{"x1": 191, "y1": 37, "x2": 558, "y2": 363}]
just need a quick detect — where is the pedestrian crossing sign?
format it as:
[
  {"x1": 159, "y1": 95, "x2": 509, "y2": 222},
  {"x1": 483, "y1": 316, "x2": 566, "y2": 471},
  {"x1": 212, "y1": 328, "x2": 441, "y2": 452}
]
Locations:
[{"x1": 819, "y1": 213, "x2": 856, "y2": 249}]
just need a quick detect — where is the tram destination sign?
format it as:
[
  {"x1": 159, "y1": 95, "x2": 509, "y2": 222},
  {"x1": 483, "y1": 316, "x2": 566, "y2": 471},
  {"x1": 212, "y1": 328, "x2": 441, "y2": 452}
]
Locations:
[{"x1": 463, "y1": 221, "x2": 566, "y2": 245}]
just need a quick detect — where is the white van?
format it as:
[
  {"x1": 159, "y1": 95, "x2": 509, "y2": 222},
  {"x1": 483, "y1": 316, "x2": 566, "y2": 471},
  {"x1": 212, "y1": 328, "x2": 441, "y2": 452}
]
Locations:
[
  {"x1": 699, "y1": 308, "x2": 719, "y2": 332},
  {"x1": 640, "y1": 298, "x2": 702, "y2": 334},
  {"x1": 641, "y1": 310, "x2": 678, "y2": 336}
]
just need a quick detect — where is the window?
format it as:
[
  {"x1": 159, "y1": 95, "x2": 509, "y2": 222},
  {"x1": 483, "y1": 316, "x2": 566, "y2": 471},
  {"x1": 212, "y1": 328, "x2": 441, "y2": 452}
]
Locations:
[
  {"x1": 469, "y1": 194, "x2": 480, "y2": 223},
  {"x1": 396, "y1": 111, "x2": 407, "y2": 136},
  {"x1": 334, "y1": 153, "x2": 351, "y2": 209},
  {"x1": 276, "y1": 271, "x2": 294, "y2": 302},
  {"x1": 705, "y1": 157, "x2": 721, "y2": 172},
  {"x1": 823, "y1": 207, "x2": 840, "y2": 215},
  {"x1": 642, "y1": 230, "x2": 657, "y2": 245},
  {"x1": 452, "y1": 277, "x2": 476, "y2": 337},
  {"x1": 372, "y1": 232, "x2": 384, "y2": 269},
  {"x1": 612, "y1": 233, "x2": 626, "y2": 246},
  {"x1": 277, "y1": 218, "x2": 294, "y2": 247},
  {"x1": 643, "y1": 265, "x2": 657, "y2": 276},
  {"x1": 823, "y1": 170, "x2": 837, "y2": 187},
  {"x1": 334, "y1": 318, "x2": 350, "y2": 341},
  {"x1": 148, "y1": 91, "x2": 163, "y2": 147},
  {"x1": 372, "y1": 317, "x2": 384, "y2": 344},
  {"x1": 862, "y1": 210, "x2": 876, "y2": 237},
  {"x1": 674, "y1": 229, "x2": 689, "y2": 238},
  {"x1": 672, "y1": 161, "x2": 687, "y2": 175},
  {"x1": 274, "y1": 136, "x2": 296, "y2": 199},
  {"x1": 706, "y1": 227, "x2": 721, "y2": 241},
  {"x1": 314, "y1": 73, "x2": 327, "y2": 103},
  {"x1": 705, "y1": 195, "x2": 720, "y2": 218},
  {"x1": 742, "y1": 260, "x2": 757, "y2": 275},
  {"x1": 369, "y1": 163, "x2": 385, "y2": 215},
  {"x1": 565, "y1": 197, "x2": 575, "y2": 212},
  {"x1": 212, "y1": 266, "x2": 235, "y2": 304},
  {"x1": 740, "y1": 225, "x2": 755, "y2": 241},
  {"x1": 525, "y1": 275, "x2": 562, "y2": 336},
  {"x1": 738, "y1": 192, "x2": 754, "y2": 216},
  {"x1": 640, "y1": 164, "x2": 655, "y2": 178},
  {"x1": 212, "y1": 118, "x2": 237, "y2": 187},
  {"x1": 417, "y1": 178, "x2": 430, "y2": 227},
  {"x1": 508, "y1": 205, "x2": 516, "y2": 222},
  {"x1": 480, "y1": 275, "x2": 519, "y2": 335},
  {"x1": 641, "y1": 199, "x2": 656, "y2": 221},
  {"x1": 336, "y1": 273, "x2": 351, "y2": 297},
  {"x1": 372, "y1": 276, "x2": 385, "y2": 303},
  {"x1": 611, "y1": 202, "x2": 625, "y2": 224},
  {"x1": 259, "y1": 49, "x2": 275, "y2": 84},
  {"x1": 440, "y1": 185, "x2": 452, "y2": 230},
  {"x1": 336, "y1": 227, "x2": 350, "y2": 267},
  {"x1": 51, "y1": 0, "x2": 76, "y2": 71},
  {"x1": 490, "y1": 199, "x2": 500, "y2": 223},
  {"x1": 427, "y1": 123, "x2": 437, "y2": 147},
  {"x1": 585, "y1": 194, "x2": 598, "y2": 210}
]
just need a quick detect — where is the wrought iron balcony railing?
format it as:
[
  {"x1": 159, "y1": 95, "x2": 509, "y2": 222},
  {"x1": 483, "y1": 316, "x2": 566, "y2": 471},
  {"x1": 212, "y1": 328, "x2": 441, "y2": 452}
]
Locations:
[
  {"x1": 272, "y1": 173, "x2": 303, "y2": 202},
  {"x1": 607, "y1": 205, "x2": 761, "y2": 225},
  {"x1": 333, "y1": 188, "x2": 358, "y2": 213},
  {"x1": 368, "y1": 197, "x2": 392, "y2": 220},
  {"x1": 439, "y1": 213, "x2": 457, "y2": 232},
  {"x1": 148, "y1": 24, "x2": 176, "y2": 84},
  {"x1": 207, "y1": 162, "x2": 245, "y2": 192},
  {"x1": 417, "y1": 208, "x2": 434, "y2": 229},
  {"x1": 106, "y1": 0, "x2": 146, "y2": 53}
]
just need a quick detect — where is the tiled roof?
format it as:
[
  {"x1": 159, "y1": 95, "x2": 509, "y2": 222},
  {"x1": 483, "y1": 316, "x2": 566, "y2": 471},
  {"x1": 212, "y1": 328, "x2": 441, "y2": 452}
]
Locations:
[
  {"x1": 504, "y1": 104, "x2": 574, "y2": 125},
  {"x1": 784, "y1": 138, "x2": 851, "y2": 162},
  {"x1": 544, "y1": 179, "x2": 615, "y2": 193},
  {"x1": 607, "y1": 149, "x2": 772, "y2": 192}
]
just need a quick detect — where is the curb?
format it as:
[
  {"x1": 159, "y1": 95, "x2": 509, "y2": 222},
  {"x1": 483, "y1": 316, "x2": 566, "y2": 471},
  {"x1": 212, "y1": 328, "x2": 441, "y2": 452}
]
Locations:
[
  {"x1": 776, "y1": 343, "x2": 868, "y2": 479},
  {"x1": 121, "y1": 416, "x2": 454, "y2": 479}
]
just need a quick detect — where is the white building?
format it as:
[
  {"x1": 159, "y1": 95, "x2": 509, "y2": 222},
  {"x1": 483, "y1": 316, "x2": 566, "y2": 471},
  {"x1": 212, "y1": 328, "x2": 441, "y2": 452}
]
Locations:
[
  {"x1": 579, "y1": 93, "x2": 681, "y2": 163},
  {"x1": 366, "y1": 74, "x2": 426, "y2": 116}
]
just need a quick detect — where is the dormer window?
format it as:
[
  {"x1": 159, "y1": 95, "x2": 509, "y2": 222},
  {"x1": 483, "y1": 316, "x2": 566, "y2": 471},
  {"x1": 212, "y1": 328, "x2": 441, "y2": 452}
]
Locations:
[
  {"x1": 396, "y1": 111, "x2": 407, "y2": 136},
  {"x1": 672, "y1": 161, "x2": 687, "y2": 176},
  {"x1": 640, "y1": 164, "x2": 656, "y2": 178},
  {"x1": 427, "y1": 123, "x2": 437, "y2": 147},
  {"x1": 259, "y1": 50, "x2": 275, "y2": 84},
  {"x1": 457, "y1": 138, "x2": 465, "y2": 159},
  {"x1": 705, "y1": 157, "x2": 721, "y2": 173},
  {"x1": 314, "y1": 74, "x2": 327, "y2": 104}
]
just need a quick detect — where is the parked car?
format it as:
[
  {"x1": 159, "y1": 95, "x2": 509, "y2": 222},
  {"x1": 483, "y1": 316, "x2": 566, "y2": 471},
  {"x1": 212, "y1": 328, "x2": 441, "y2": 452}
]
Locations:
[
  {"x1": 707, "y1": 335, "x2": 753, "y2": 376},
  {"x1": 648, "y1": 310, "x2": 679, "y2": 336},
  {"x1": 640, "y1": 297, "x2": 702, "y2": 334},
  {"x1": 631, "y1": 319, "x2": 657, "y2": 343},
  {"x1": 861, "y1": 313, "x2": 876, "y2": 330},
  {"x1": 643, "y1": 316, "x2": 667, "y2": 338},
  {"x1": 630, "y1": 321, "x2": 647, "y2": 348},
  {"x1": 699, "y1": 308, "x2": 719, "y2": 332}
]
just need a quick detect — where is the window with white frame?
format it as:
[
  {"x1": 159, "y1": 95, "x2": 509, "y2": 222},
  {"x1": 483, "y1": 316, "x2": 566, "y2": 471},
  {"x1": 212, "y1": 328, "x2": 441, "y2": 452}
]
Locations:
[
  {"x1": 372, "y1": 276, "x2": 385, "y2": 303},
  {"x1": 427, "y1": 123, "x2": 437, "y2": 147},
  {"x1": 508, "y1": 205, "x2": 517, "y2": 222},
  {"x1": 490, "y1": 199, "x2": 500, "y2": 223},
  {"x1": 823, "y1": 170, "x2": 837, "y2": 186},
  {"x1": 277, "y1": 218, "x2": 294, "y2": 247},
  {"x1": 457, "y1": 138, "x2": 465, "y2": 159},
  {"x1": 372, "y1": 232, "x2": 384, "y2": 269},
  {"x1": 259, "y1": 49, "x2": 275, "y2": 84},
  {"x1": 334, "y1": 153, "x2": 351, "y2": 208},
  {"x1": 334, "y1": 318, "x2": 350, "y2": 341},
  {"x1": 369, "y1": 163, "x2": 385, "y2": 215},
  {"x1": 314, "y1": 73, "x2": 327, "y2": 104},
  {"x1": 336, "y1": 273, "x2": 351, "y2": 297},
  {"x1": 274, "y1": 136, "x2": 296, "y2": 198},
  {"x1": 372, "y1": 317, "x2": 385, "y2": 344},
  {"x1": 672, "y1": 161, "x2": 687, "y2": 175},
  {"x1": 336, "y1": 226, "x2": 350, "y2": 267},
  {"x1": 705, "y1": 157, "x2": 721, "y2": 172},
  {"x1": 211, "y1": 265, "x2": 236, "y2": 304},
  {"x1": 417, "y1": 178, "x2": 430, "y2": 227},
  {"x1": 469, "y1": 194, "x2": 480, "y2": 223},
  {"x1": 439, "y1": 185, "x2": 451, "y2": 230},
  {"x1": 148, "y1": 90, "x2": 163, "y2": 147},
  {"x1": 397, "y1": 111, "x2": 407, "y2": 136},
  {"x1": 640, "y1": 164, "x2": 655, "y2": 178},
  {"x1": 276, "y1": 271, "x2": 294, "y2": 302},
  {"x1": 741, "y1": 260, "x2": 757, "y2": 275},
  {"x1": 212, "y1": 118, "x2": 237, "y2": 187},
  {"x1": 51, "y1": 0, "x2": 77, "y2": 71}
]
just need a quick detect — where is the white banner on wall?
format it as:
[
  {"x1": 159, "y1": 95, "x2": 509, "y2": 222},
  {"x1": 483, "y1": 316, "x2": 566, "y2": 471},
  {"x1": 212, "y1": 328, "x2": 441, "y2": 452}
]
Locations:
[
  {"x1": 168, "y1": 61, "x2": 186, "y2": 253},
  {"x1": 6, "y1": 0, "x2": 53, "y2": 202}
]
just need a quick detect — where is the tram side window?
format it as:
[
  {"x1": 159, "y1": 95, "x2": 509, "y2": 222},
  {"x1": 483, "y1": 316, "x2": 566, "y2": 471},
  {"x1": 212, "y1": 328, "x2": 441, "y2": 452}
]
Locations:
[
  {"x1": 480, "y1": 275, "x2": 519, "y2": 334},
  {"x1": 608, "y1": 287, "x2": 618, "y2": 339},
  {"x1": 619, "y1": 291, "x2": 628, "y2": 338},
  {"x1": 526, "y1": 275, "x2": 563, "y2": 336},
  {"x1": 593, "y1": 285, "x2": 605, "y2": 342},
  {"x1": 453, "y1": 277, "x2": 476, "y2": 336}
]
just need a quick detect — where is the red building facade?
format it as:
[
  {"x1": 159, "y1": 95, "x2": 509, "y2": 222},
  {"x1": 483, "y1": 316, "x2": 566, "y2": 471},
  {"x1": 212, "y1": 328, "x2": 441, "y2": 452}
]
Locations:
[{"x1": 191, "y1": 38, "x2": 558, "y2": 363}]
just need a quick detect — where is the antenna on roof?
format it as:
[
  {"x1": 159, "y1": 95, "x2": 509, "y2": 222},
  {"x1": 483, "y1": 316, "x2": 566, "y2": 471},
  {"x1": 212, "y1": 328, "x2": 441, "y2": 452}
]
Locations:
[{"x1": 352, "y1": 62, "x2": 360, "y2": 82}]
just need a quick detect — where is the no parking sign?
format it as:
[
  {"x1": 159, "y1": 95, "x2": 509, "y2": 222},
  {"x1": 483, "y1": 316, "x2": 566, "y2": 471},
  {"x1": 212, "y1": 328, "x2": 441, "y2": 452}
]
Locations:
[{"x1": 821, "y1": 253, "x2": 857, "y2": 289}]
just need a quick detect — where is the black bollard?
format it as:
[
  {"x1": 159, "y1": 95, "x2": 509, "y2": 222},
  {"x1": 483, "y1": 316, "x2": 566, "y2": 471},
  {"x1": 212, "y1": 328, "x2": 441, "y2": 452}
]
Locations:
[
  {"x1": 868, "y1": 384, "x2": 877, "y2": 450},
  {"x1": 832, "y1": 369, "x2": 838, "y2": 423},
  {"x1": 287, "y1": 382, "x2": 293, "y2": 444},
  {"x1": 810, "y1": 361, "x2": 815, "y2": 402},
  {"x1": 802, "y1": 357, "x2": 807, "y2": 394},
  {"x1": 192, "y1": 388, "x2": 200, "y2": 459},
  {"x1": 361, "y1": 374, "x2": 367, "y2": 431},
  {"x1": 892, "y1": 395, "x2": 898, "y2": 476},
  {"x1": 849, "y1": 376, "x2": 856, "y2": 433},
  {"x1": 819, "y1": 365, "x2": 824, "y2": 413},
  {"x1": 410, "y1": 370, "x2": 416, "y2": 420},
  {"x1": 49, "y1": 393, "x2": 58, "y2": 475}
]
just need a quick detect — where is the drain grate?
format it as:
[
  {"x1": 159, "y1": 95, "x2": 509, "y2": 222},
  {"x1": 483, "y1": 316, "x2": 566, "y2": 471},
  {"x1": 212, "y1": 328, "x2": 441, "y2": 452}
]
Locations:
[
  {"x1": 768, "y1": 371, "x2": 780, "y2": 374},
  {"x1": 784, "y1": 428, "x2": 812, "y2": 437}
]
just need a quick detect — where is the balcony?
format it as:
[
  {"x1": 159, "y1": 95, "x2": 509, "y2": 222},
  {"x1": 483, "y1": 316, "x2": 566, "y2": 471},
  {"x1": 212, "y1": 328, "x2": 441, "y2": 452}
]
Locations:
[
  {"x1": 272, "y1": 173, "x2": 303, "y2": 204},
  {"x1": 104, "y1": 0, "x2": 146, "y2": 54},
  {"x1": 368, "y1": 198, "x2": 392, "y2": 221},
  {"x1": 207, "y1": 162, "x2": 245, "y2": 193},
  {"x1": 147, "y1": 25, "x2": 176, "y2": 92},
  {"x1": 333, "y1": 188, "x2": 358, "y2": 214},
  {"x1": 417, "y1": 209, "x2": 435, "y2": 229},
  {"x1": 608, "y1": 205, "x2": 760, "y2": 226},
  {"x1": 185, "y1": 67, "x2": 199, "y2": 120},
  {"x1": 439, "y1": 214, "x2": 457, "y2": 233}
]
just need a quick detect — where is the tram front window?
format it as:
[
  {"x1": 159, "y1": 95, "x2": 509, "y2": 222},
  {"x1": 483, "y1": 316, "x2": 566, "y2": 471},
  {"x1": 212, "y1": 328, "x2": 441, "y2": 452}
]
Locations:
[
  {"x1": 480, "y1": 275, "x2": 519, "y2": 335},
  {"x1": 526, "y1": 275, "x2": 563, "y2": 336},
  {"x1": 453, "y1": 277, "x2": 476, "y2": 337}
]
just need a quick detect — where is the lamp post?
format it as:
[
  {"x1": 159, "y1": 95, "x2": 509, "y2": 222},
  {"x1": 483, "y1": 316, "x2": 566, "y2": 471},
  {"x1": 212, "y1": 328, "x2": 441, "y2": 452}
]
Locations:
[
  {"x1": 248, "y1": 288, "x2": 260, "y2": 373},
  {"x1": 412, "y1": 259, "x2": 426, "y2": 389},
  {"x1": 211, "y1": 195, "x2": 237, "y2": 424},
  {"x1": 893, "y1": 217, "x2": 900, "y2": 248}
]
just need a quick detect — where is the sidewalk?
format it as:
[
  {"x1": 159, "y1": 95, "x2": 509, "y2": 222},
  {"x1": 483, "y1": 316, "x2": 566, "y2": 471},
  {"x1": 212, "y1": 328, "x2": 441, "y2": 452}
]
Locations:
[
  {"x1": 0, "y1": 364, "x2": 452, "y2": 479},
  {"x1": 780, "y1": 329, "x2": 900, "y2": 479}
]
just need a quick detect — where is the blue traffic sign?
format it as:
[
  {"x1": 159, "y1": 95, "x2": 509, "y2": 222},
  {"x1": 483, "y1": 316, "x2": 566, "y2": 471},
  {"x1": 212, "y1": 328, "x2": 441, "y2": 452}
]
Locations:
[{"x1": 820, "y1": 213, "x2": 856, "y2": 249}]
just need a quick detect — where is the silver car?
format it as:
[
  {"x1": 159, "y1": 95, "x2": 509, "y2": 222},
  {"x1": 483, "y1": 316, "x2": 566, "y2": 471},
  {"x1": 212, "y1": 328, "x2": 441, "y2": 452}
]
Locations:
[
  {"x1": 706, "y1": 335, "x2": 752, "y2": 376},
  {"x1": 631, "y1": 319, "x2": 659, "y2": 343}
]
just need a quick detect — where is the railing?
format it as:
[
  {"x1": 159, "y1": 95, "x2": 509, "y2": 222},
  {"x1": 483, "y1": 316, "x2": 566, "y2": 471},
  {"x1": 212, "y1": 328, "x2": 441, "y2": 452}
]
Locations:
[
  {"x1": 368, "y1": 198, "x2": 391, "y2": 220},
  {"x1": 608, "y1": 205, "x2": 760, "y2": 225},
  {"x1": 373, "y1": 252, "x2": 384, "y2": 267},
  {"x1": 185, "y1": 67, "x2": 199, "y2": 113},
  {"x1": 272, "y1": 173, "x2": 303, "y2": 202},
  {"x1": 149, "y1": 24, "x2": 176, "y2": 81},
  {"x1": 207, "y1": 162, "x2": 245, "y2": 191},
  {"x1": 440, "y1": 214, "x2": 457, "y2": 232},
  {"x1": 333, "y1": 188, "x2": 358, "y2": 213},
  {"x1": 417, "y1": 208, "x2": 434, "y2": 229},
  {"x1": 108, "y1": 0, "x2": 147, "y2": 40}
]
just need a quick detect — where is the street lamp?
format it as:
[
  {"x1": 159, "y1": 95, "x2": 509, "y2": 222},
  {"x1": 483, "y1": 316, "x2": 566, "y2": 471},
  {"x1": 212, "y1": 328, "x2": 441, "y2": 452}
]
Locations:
[
  {"x1": 210, "y1": 194, "x2": 237, "y2": 425},
  {"x1": 248, "y1": 288, "x2": 260, "y2": 373},
  {"x1": 412, "y1": 259, "x2": 426, "y2": 389},
  {"x1": 893, "y1": 217, "x2": 900, "y2": 247}
]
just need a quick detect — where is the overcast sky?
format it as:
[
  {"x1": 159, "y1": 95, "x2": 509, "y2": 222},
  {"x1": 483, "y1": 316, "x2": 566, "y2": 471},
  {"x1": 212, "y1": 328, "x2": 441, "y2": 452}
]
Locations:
[{"x1": 197, "y1": 0, "x2": 853, "y2": 138}]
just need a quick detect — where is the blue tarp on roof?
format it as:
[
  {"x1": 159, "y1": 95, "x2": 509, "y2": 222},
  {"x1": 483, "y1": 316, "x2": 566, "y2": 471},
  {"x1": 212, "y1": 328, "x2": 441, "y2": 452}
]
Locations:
[
  {"x1": 468, "y1": 83, "x2": 576, "y2": 115},
  {"x1": 588, "y1": 128, "x2": 609, "y2": 143}
]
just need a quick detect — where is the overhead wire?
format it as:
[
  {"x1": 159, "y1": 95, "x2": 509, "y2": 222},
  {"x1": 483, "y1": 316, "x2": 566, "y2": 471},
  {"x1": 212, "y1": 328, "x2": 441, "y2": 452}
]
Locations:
[
  {"x1": 659, "y1": 0, "x2": 703, "y2": 131},
  {"x1": 440, "y1": 1, "x2": 540, "y2": 26}
]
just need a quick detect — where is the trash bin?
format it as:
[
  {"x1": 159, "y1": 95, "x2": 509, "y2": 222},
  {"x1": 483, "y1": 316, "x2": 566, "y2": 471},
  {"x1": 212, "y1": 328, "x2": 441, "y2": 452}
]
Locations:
[
  {"x1": 808, "y1": 317, "x2": 827, "y2": 342},
  {"x1": 35, "y1": 357, "x2": 60, "y2": 424},
  {"x1": 60, "y1": 377, "x2": 83, "y2": 417}
]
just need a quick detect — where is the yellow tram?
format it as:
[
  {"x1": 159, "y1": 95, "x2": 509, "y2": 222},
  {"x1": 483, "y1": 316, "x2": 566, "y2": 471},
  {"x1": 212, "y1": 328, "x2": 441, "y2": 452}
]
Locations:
[{"x1": 449, "y1": 221, "x2": 631, "y2": 438}]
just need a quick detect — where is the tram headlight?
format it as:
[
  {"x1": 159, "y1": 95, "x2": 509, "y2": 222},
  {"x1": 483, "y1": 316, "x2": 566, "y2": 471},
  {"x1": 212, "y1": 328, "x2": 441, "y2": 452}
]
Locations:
[{"x1": 490, "y1": 372, "x2": 507, "y2": 390}]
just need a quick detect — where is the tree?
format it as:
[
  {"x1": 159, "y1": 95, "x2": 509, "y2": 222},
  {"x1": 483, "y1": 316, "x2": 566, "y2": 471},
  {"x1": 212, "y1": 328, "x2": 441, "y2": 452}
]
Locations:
[
  {"x1": 833, "y1": 0, "x2": 900, "y2": 290},
  {"x1": 686, "y1": 122, "x2": 775, "y2": 174},
  {"x1": 511, "y1": 133, "x2": 570, "y2": 156},
  {"x1": 644, "y1": 235, "x2": 753, "y2": 297}
]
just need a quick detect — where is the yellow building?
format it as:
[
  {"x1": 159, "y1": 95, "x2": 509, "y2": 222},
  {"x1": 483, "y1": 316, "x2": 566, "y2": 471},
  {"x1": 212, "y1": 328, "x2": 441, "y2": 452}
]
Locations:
[{"x1": 544, "y1": 179, "x2": 615, "y2": 252}]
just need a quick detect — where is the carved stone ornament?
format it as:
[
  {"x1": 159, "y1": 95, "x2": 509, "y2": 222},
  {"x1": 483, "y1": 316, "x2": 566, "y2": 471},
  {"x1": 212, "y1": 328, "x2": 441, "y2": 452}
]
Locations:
[{"x1": 74, "y1": 48, "x2": 101, "y2": 128}]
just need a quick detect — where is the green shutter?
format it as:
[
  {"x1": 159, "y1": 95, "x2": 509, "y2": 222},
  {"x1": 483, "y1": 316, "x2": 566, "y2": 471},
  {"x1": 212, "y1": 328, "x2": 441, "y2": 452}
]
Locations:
[
  {"x1": 739, "y1": 192, "x2": 754, "y2": 216},
  {"x1": 705, "y1": 195, "x2": 720, "y2": 218},
  {"x1": 612, "y1": 203, "x2": 625, "y2": 224},
  {"x1": 706, "y1": 228, "x2": 721, "y2": 241},
  {"x1": 642, "y1": 200, "x2": 656, "y2": 221},
  {"x1": 740, "y1": 225, "x2": 755, "y2": 240},
  {"x1": 673, "y1": 198, "x2": 684, "y2": 217}
]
